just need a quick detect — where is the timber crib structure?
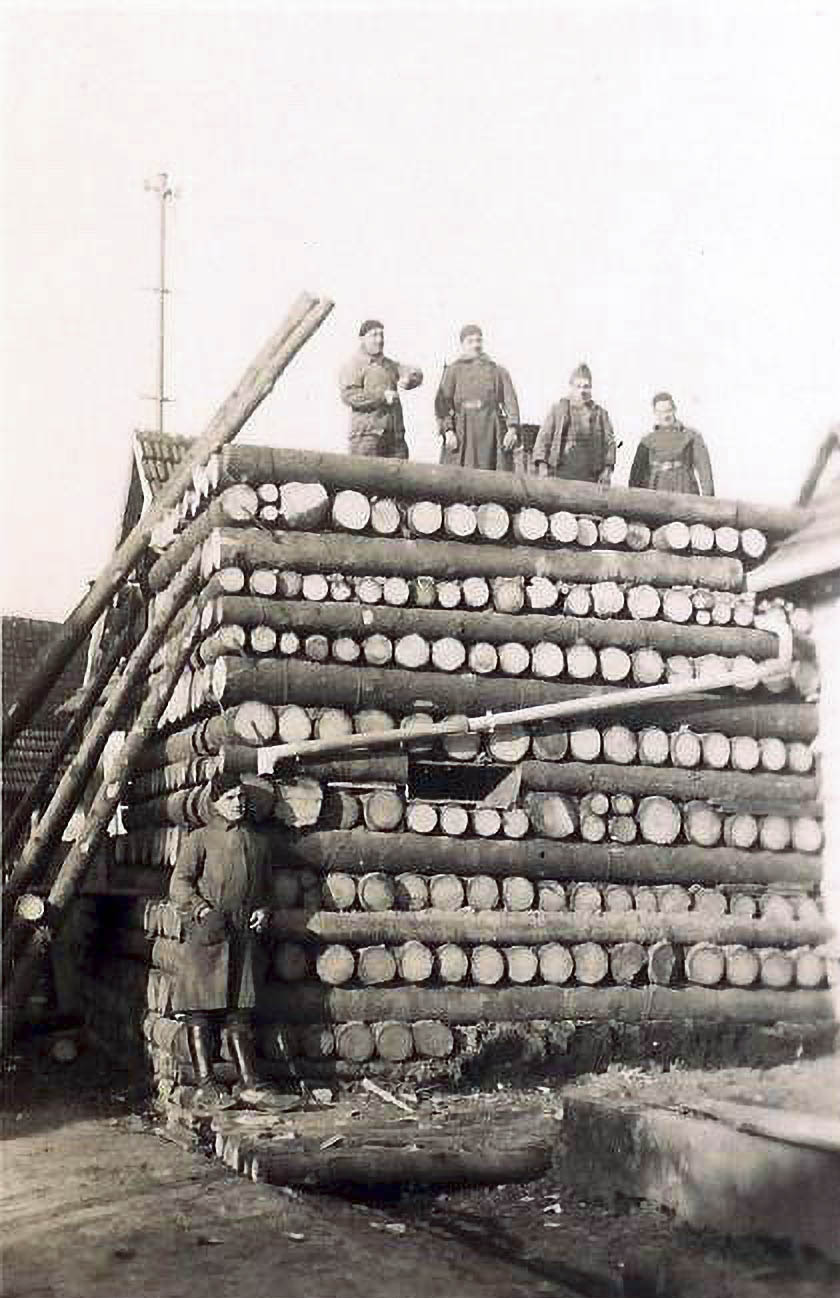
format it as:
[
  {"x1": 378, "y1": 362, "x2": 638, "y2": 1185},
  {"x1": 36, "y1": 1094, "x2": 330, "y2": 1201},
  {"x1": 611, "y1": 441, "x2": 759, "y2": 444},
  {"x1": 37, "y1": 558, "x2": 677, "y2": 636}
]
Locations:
[{"x1": 3, "y1": 299, "x2": 837, "y2": 1101}]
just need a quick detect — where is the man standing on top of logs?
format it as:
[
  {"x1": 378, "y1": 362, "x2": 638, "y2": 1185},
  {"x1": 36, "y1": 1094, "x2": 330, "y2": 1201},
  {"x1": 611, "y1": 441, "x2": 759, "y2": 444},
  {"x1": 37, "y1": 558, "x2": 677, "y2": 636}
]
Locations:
[
  {"x1": 339, "y1": 319, "x2": 423, "y2": 459},
  {"x1": 531, "y1": 362, "x2": 616, "y2": 484},
  {"x1": 435, "y1": 324, "x2": 521, "y2": 470},
  {"x1": 169, "y1": 772, "x2": 291, "y2": 1113},
  {"x1": 629, "y1": 391, "x2": 715, "y2": 495}
]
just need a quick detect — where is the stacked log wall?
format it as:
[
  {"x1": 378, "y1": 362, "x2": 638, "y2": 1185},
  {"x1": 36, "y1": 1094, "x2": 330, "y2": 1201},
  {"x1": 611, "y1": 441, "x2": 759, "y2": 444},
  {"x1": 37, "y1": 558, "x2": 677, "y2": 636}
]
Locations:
[{"x1": 83, "y1": 448, "x2": 835, "y2": 1094}]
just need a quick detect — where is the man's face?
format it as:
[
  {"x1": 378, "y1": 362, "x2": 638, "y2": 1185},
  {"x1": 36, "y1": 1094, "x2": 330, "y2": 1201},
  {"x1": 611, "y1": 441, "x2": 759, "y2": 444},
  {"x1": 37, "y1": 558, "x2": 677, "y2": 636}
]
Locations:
[
  {"x1": 362, "y1": 328, "x2": 384, "y2": 357},
  {"x1": 461, "y1": 332, "x2": 483, "y2": 359},
  {"x1": 654, "y1": 399, "x2": 677, "y2": 428},
  {"x1": 569, "y1": 375, "x2": 592, "y2": 405},
  {"x1": 214, "y1": 786, "x2": 246, "y2": 823}
]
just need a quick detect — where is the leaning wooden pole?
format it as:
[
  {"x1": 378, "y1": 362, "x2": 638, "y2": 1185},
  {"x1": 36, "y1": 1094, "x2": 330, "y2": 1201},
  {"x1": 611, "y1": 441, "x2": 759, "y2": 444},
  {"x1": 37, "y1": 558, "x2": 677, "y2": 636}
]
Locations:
[
  {"x1": 1, "y1": 626, "x2": 131, "y2": 866},
  {"x1": 2, "y1": 291, "x2": 334, "y2": 753},
  {"x1": 2, "y1": 580, "x2": 202, "y2": 1040},
  {"x1": 3, "y1": 552, "x2": 199, "y2": 909}
]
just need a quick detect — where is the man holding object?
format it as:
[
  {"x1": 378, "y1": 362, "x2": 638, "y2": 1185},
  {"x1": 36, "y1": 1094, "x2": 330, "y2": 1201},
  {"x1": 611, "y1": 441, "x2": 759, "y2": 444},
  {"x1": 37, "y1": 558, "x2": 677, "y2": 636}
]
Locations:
[
  {"x1": 339, "y1": 319, "x2": 423, "y2": 458},
  {"x1": 169, "y1": 773, "x2": 292, "y2": 1112}
]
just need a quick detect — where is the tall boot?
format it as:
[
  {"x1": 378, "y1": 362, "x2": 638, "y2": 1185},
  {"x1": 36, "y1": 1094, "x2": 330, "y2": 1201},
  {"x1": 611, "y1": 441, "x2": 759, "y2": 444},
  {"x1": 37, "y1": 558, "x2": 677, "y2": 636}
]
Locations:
[
  {"x1": 186, "y1": 1022, "x2": 234, "y2": 1112},
  {"x1": 227, "y1": 1025, "x2": 299, "y2": 1112}
]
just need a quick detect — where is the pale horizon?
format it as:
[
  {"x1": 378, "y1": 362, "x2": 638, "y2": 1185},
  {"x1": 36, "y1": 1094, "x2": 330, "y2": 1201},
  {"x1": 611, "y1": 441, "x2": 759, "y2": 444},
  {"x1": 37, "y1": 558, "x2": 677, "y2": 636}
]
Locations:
[{"x1": 2, "y1": 1, "x2": 839, "y2": 621}]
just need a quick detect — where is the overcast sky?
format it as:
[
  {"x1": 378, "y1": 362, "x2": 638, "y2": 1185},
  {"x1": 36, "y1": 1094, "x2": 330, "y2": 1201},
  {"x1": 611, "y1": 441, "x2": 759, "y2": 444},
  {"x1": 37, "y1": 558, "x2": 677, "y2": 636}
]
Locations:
[{"x1": 2, "y1": 0, "x2": 838, "y2": 621}]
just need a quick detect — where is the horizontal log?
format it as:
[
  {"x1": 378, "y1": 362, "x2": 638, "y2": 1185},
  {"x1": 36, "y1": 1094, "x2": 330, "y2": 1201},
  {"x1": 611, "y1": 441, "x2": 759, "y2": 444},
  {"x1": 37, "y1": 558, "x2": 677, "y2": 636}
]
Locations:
[
  {"x1": 134, "y1": 703, "x2": 278, "y2": 772},
  {"x1": 277, "y1": 829, "x2": 821, "y2": 887},
  {"x1": 205, "y1": 595, "x2": 779, "y2": 660},
  {"x1": 199, "y1": 658, "x2": 818, "y2": 742},
  {"x1": 217, "y1": 444, "x2": 809, "y2": 536},
  {"x1": 260, "y1": 982, "x2": 833, "y2": 1025},
  {"x1": 519, "y1": 760, "x2": 818, "y2": 808},
  {"x1": 267, "y1": 910, "x2": 830, "y2": 949},
  {"x1": 192, "y1": 525, "x2": 745, "y2": 594}
]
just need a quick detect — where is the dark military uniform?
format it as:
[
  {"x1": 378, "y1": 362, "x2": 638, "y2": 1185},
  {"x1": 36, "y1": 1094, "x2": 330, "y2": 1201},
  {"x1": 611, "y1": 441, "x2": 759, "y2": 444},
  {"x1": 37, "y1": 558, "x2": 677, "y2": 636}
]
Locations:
[
  {"x1": 169, "y1": 817, "x2": 271, "y2": 1014},
  {"x1": 629, "y1": 423, "x2": 714, "y2": 495},
  {"x1": 435, "y1": 355, "x2": 520, "y2": 471}
]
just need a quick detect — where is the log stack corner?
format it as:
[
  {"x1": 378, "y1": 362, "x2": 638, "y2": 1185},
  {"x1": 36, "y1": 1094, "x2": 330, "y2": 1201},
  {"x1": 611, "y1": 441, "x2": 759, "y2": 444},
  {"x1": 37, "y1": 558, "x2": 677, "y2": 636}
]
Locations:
[{"x1": 79, "y1": 442, "x2": 837, "y2": 1102}]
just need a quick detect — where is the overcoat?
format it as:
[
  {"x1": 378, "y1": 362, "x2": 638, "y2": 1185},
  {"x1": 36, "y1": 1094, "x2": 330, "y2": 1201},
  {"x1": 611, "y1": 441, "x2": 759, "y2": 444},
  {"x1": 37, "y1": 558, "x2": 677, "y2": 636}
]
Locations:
[
  {"x1": 629, "y1": 424, "x2": 715, "y2": 495},
  {"x1": 435, "y1": 355, "x2": 520, "y2": 471},
  {"x1": 169, "y1": 818, "x2": 272, "y2": 1012}
]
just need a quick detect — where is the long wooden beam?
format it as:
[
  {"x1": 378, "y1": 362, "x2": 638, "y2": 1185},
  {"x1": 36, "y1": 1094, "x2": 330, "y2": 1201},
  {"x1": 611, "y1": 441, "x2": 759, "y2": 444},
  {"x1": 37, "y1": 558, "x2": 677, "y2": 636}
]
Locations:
[
  {"x1": 518, "y1": 760, "x2": 817, "y2": 808},
  {"x1": 266, "y1": 909, "x2": 831, "y2": 949},
  {"x1": 189, "y1": 525, "x2": 745, "y2": 595},
  {"x1": 276, "y1": 829, "x2": 821, "y2": 887},
  {"x1": 204, "y1": 594, "x2": 779, "y2": 660},
  {"x1": 216, "y1": 444, "x2": 810, "y2": 536},
  {"x1": 2, "y1": 292, "x2": 333, "y2": 753},
  {"x1": 260, "y1": 983, "x2": 832, "y2": 1025}
]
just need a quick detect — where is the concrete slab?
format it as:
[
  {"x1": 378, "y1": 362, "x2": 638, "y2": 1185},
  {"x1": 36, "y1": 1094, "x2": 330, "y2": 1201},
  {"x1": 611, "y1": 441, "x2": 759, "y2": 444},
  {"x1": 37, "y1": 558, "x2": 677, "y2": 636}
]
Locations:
[{"x1": 560, "y1": 1091, "x2": 840, "y2": 1262}]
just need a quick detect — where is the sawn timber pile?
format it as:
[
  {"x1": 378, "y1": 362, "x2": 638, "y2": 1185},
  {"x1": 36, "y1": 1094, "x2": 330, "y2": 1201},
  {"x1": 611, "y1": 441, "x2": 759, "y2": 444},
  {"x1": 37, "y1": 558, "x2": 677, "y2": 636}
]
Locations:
[{"x1": 86, "y1": 444, "x2": 833, "y2": 1097}]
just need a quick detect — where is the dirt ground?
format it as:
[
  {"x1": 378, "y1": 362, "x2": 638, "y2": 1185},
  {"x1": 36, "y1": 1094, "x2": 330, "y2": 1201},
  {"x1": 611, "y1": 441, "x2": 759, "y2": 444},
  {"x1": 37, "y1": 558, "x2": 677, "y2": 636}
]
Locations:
[{"x1": 2, "y1": 1037, "x2": 839, "y2": 1298}]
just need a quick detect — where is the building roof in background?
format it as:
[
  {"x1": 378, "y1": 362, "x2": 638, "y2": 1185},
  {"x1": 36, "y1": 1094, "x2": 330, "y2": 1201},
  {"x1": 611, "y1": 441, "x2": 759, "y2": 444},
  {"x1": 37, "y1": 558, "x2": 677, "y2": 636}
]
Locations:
[
  {"x1": 748, "y1": 427, "x2": 840, "y2": 595},
  {"x1": 2, "y1": 616, "x2": 90, "y2": 809},
  {"x1": 134, "y1": 431, "x2": 195, "y2": 499},
  {"x1": 117, "y1": 431, "x2": 195, "y2": 543}
]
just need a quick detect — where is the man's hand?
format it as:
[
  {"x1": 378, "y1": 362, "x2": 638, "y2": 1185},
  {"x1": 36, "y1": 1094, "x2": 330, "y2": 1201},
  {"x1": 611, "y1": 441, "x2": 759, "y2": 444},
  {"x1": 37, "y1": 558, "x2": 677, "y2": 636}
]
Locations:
[
  {"x1": 443, "y1": 429, "x2": 458, "y2": 453},
  {"x1": 195, "y1": 902, "x2": 213, "y2": 922},
  {"x1": 249, "y1": 908, "x2": 271, "y2": 934},
  {"x1": 598, "y1": 469, "x2": 613, "y2": 486},
  {"x1": 383, "y1": 389, "x2": 397, "y2": 406},
  {"x1": 502, "y1": 427, "x2": 519, "y2": 453}
]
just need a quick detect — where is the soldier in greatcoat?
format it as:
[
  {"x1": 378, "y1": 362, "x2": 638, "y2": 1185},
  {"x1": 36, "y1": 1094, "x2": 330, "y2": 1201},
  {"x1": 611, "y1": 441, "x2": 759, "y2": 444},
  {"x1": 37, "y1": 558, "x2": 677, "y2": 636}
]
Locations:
[
  {"x1": 169, "y1": 773, "x2": 289, "y2": 1112},
  {"x1": 435, "y1": 324, "x2": 521, "y2": 471},
  {"x1": 339, "y1": 319, "x2": 423, "y2": 458},
  {"x1": 531, "y1": 363, "x2": 616, "y2": 484},
  {"x1": 629, "y1": 391, "x2": 715, "y2": 495}
]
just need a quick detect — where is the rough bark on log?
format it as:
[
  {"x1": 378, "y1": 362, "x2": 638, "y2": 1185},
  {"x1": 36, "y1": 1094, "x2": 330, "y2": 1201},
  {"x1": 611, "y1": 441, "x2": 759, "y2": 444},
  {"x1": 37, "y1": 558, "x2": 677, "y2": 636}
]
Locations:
[
  {"x1": 274, "y1": 830, "x2": 822, "y2": 888},
  {"x1": 196, "y1": 525, "x2": 745, "y2": 596}
]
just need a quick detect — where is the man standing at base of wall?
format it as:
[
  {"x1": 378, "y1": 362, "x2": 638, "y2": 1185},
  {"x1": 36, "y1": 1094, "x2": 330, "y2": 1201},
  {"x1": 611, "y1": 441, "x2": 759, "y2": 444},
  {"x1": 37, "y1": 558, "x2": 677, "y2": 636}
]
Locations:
[
  {"x1": 531, "y1": 362, "x2": 616, "y2": 484},
  {"x1": 169, "y1": 773, "x2": 293, "y2": 1114},
  {"x1": 629, "y1": 391, "x2": 715, "y2": 495},
  {"x1": 435, "y1": 324, "x2": 521, "y2": 471},
  {"x1": 339, "y1": 319, "x2": 423, "y2": 459}
]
